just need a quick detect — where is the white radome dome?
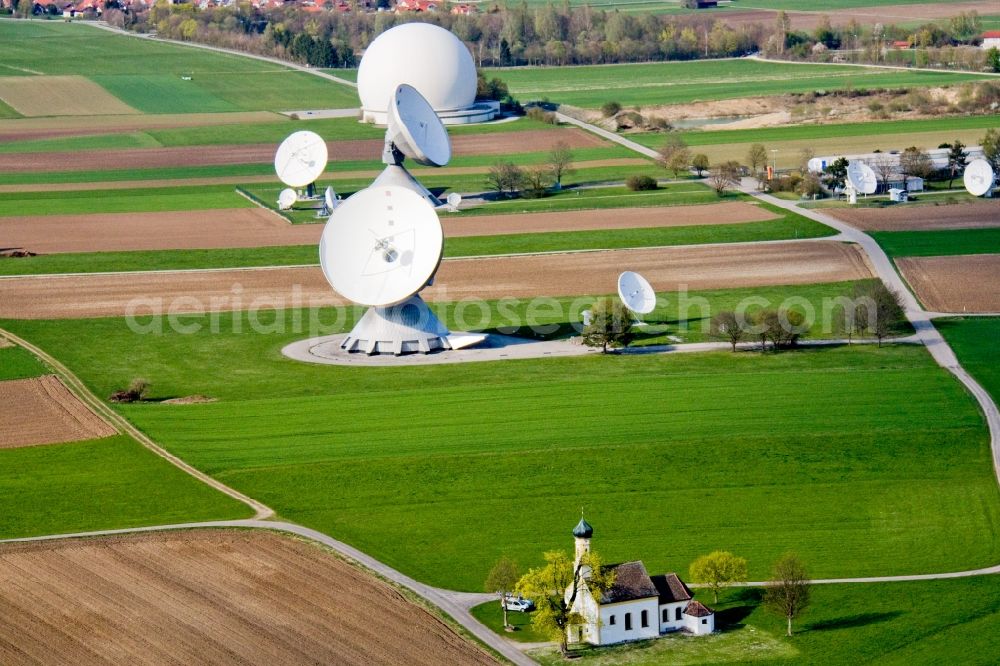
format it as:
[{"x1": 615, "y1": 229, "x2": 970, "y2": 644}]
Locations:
[{"x1": 358, "y1": 23, "x2": 477, "y2": 115}]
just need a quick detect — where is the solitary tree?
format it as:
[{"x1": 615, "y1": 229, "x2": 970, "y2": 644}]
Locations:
[
  {"x1": 517, "y1": 550, "x2": 615, "y2": 656},
  {"x1": 692, "y1": 153, "x2": 710, "y2": 177},
  {"x1": 823, "y1": 157, "x2": 849, "y2": 191},
  {"x1": 658, "y1": 135, "x2": 690, "y2": 178},
  {"x1": 485, "y1": 556, "x2": 521, "y2": 630},
  {"x1": 899, "y1": 146, "x2": 933, "y2": 186},
  {"x1": 689, "y1": 551, "x2": 748, "y2": 604},
  {"x1": 710, "y1": 311, "x2": 748, "y2": 352},
  {"x1": 946, "y1": 139, "x2": 968, "y2": 188},
  {"x1": 747, "y1": 143, "x2": 768, "y2": 184},
  {"x1": 871, "y1": 154, "x2": 896, "y2": 194},
  {"x1": 709, "y1": 161, "x2": 741, "y2": 196},
  {"x1": 547, "y1": 141, "x2": 575, "y2": 190},
  {"x1": 980, "y1": 128, "x2": 1000, "y2": 172},
  {"x1": 486, "y1": 161, "x2": 524, "y2": 199},
  {"x1": 582, "y1": 297, "x2": 635, "y2": 353},
  {"x1": 853, "y1": 281, "x2": 905, "y2": 346},
  {"x1": 764, "y1": 552, "x2": 811, "y2": 637}
]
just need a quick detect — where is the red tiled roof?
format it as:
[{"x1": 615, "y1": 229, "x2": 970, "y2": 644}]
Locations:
[
  {"x1": 683, "y1": 600, "x2": 714, "y2": 617},
  {"x1": 599, "y1": 561, "x2": 659, "y2": 604},
  {"x1": 983, "y1": 31, "x2": 1000, "y2": 39},
  {"x1": 650, "y1": 573, "x2": 693, "y2": 604}
]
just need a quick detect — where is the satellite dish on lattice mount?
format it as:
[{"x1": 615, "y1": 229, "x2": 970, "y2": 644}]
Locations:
[
  {"x1": 319, "y1": 185, "x2": 451, "y2": 355},
  {"x1": 964, "y1": 159, "x2": 995, "y2": 197},
  {"x1": 275, "y1": 131, "x2": 328, "y2": 188},
  {"x1": 277, "y1": 188, "x2": 297, "y2": 211},
  {"x1": 618, "y1": 271, "x2": 656, "y2": 315}
]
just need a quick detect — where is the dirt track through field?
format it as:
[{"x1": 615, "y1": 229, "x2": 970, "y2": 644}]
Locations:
[
  {"x1": 1, "y1": 201, "x2": 773, "y2": 254},
  {"x1": 897, "y1": 254, "x2": 1000, "y2": 313},
  {"x1": 0, "y1": 375, "x2": 116, "y2": 448},
  {"x1": 0, "y1": 242, "x2": 873, "y2": 319},
  {"x1": 828, "y1": 201, "x2": 1000, "y2": 231},
  {"x1": 2, "y1": 128, "x2": 606, "y2": 173},
  {"x1": 0, "y1": 530, "x2": 497, "y2": 666}
]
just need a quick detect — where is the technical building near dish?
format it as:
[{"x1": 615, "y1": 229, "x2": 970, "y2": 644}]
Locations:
[{"x1": 357, "y1": 23, "x2": 499, "y2": 125}]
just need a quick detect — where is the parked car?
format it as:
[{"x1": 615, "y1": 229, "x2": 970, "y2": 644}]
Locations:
[{"x1": 503, "y1": 594, "x2": 535, "y2": 612}]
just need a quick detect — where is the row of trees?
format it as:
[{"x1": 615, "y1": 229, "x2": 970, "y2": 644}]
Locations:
[
  {"x1": 484, "y1": 142, "x2": 574, "y2": 199},
  {"x1": 100, "y1": 2, "x2": 997, "y2": 72},
  {"x1": 486, "y1": 547, "x2": 811, "y2": 653}
]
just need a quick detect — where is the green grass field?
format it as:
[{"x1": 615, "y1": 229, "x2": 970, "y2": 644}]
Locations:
[
  {"x1": 485, "y1": 59, "x2": 992, "y2": 109},
  {"x1": 872, "y1": 228, "x2": 1000, "y2": 258},
  {"x1": 633, "y1": 115, "x2": 1000, "y2": 150},
  {"x1": 0, "y1": 184, "x2": 253, "y2": 217},
  {"x1": 525, "y1": 577, "x2": 1000, "y2": 665},
  {"x1": 0, "y1": 435, "x2": 253, "y2": 539},
  {"x1": 3, "y1": 306, "x2": 994, "y2": 591},
  {"x1": 0, "y1": 344, "x2": 50, "y2": 380},
  {"x1": 0, "y1": 20, "x2": 357, "y2": 112},
  {"x1": 937, "y1": 317, "x2": 1000, "y2": 407}
]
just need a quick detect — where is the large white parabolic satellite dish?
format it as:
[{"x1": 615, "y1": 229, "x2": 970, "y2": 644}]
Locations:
[
  {"x1": 277, "y1": 188, "x2": 297, "y2": 211},
  {"x1": 964, "y1": 158, "x2": 995, "y2": 197},
  {"x1": 388, "y1": 83, "x2": 452, "y2": 167},
  {"x1": 274, "y1": 130, "x2": 328, "y2": 188},
  {"x1": 618, "y1": 271, "x2": 656, "y2": 315},
  {"x1": 846, "y1": 160, "x2": 878, "y2": 195},
  {"x1": 319, "y1": 185, "x2": 443, "y2": 307}
]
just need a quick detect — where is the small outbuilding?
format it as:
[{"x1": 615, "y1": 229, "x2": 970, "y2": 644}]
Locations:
[{"x1": 889, "y1": 188, "x2": 909, "y2": 202}]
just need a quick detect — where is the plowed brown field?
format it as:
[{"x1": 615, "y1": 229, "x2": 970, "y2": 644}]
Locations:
[
  {"x1": 897, "y1": 254, "x2": 1000, "y2": 313},
  {"x1": 2, "y1": 201, "x2": 772, "y2": 254},
  {"x1": 0, "y1": 242, "x2": 873, "y2": 319},
  {"x1": 0, "y1": 375, "x2": 116, "y2": 448},
  {"x1": 828, "y1": 201, "x2": 1000, "y2": 231},
  {"x1": 4, "y1": 128, "x2": 606, "y2": 173},
  {"x1": 0, "y1": 530, "x2": 497, "y2": 666}
]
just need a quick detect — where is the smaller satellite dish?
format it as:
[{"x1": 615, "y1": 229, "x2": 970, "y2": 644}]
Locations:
[
  {"x1": 847, "y1": 160, "x2": 878, "y2": 195},
  {"x1": 387, "y1": 84, "x2": 451, "y2": 167},
  {"x1": 964, "y1": 158, "x2": 995, "y2": 197},
  {"x1": 277, "y1": 188, "x2": 297, "y2": 210},
  {"x1": 446, "y1": 192, "x2": 462, "y2": 211},
  {"x1": 618, "y1": 271, "x2": 656, "y2": 315},
  {"x1": 324, "y1": 185, "x2": 339, "y2": 211},
  {"x1": 275, "y1": 130, "x2": 328, "y2": 188}
]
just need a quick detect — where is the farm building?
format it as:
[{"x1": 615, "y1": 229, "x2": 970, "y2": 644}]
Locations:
[
  {"x1": 567, "y1": 518, "x2": 714, "y2": 647},
  {"x1": 982, "y1": 31, "x2": 1000, "y2": 50}
]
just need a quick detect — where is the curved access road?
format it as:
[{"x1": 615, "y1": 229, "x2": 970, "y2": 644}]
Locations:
[{"x1": 743, "y1": 185, "x2": 1000, "y2": 485}]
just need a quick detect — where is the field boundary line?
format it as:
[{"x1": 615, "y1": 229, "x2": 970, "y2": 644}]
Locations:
[
  {"x1": 233, "y1": 186, "x2": 294, "y2": 224},
  {"x1": 0, "y1": 327, "x2": 275, "y2": 520}
]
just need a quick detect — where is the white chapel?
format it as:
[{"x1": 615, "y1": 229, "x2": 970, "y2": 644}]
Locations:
[{"x1": 568, "y1": 518, "x2": 715, "y2": 646}]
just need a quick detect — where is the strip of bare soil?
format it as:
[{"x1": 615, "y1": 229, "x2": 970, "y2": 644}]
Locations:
[
  {"x1": 897, "y1": 254, "x2": 1000, "y2": 313},
  {"x1": 1, "y1": 128, "x2": 606, "y2": 173},
  {"x1": 0, "y1": 375, "x2": 116, "y2": 448},
  {"x1": 827, "y1": 201, "x2": 1000, "y2": 231},
  {"x1": 0, "y1": 530, "x2": 497, "y2": 666},
  {"x1": 0, "y1": 242, "x2": 873, "y2": 320},
  {"x1": 1, "y1": 200, "x2": 771, "y2": 254}
]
